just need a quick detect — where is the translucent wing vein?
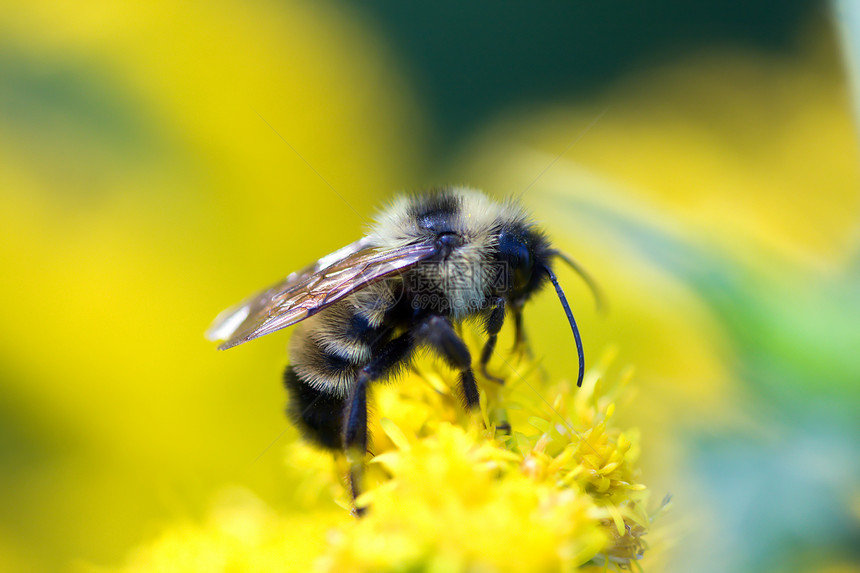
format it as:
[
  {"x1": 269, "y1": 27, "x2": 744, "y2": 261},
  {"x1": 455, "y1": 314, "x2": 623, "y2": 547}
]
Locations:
[{"x1": 206, "y1": 240, "x2": 437, "y2": 350}]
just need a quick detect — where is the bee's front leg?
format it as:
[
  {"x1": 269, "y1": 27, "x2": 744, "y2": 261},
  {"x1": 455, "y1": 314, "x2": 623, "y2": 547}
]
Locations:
[
  {"x1": 479, "y1": 297, "x2": 506, "y2": 383},
  {"x1": 510, "y1": 299, "x2": 533, "y2": 361}
]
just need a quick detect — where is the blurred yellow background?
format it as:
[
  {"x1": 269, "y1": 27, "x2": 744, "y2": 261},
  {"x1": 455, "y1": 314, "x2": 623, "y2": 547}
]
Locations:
[{"x1": 1, "y1": 1, "x2": 858, "y2": 572}]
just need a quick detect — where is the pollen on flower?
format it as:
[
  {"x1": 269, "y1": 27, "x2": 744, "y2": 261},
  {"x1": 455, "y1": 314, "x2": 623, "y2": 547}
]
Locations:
[
  {"x1": 100, "y1": 343, "x2": 658, "y2": 573},
  {"x1": 321, "y1": 343, "x2": 656, "y2": 572}
]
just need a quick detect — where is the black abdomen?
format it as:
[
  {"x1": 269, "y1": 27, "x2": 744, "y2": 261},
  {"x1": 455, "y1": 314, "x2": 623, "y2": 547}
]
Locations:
[
  {"x1": 283, "y1": 294, "x2": 394, "y2": 450},
  {"x1": 283, "y1": 366, "x2": 348, "y2": 449}
]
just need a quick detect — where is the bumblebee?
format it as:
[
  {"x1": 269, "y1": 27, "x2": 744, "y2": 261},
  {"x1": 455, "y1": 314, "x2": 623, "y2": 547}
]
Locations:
[{"x1": 207, "y1": 187, "x2": 596, "y2": 507}]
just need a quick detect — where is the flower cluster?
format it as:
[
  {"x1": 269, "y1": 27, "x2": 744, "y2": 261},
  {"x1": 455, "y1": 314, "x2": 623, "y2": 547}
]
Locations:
[
  {"x1": 101, "y1": 345, "x2": 658, "y2": 573},
  {"x1": 322, "y1": 344, "x2": 655, "y2": 572}
]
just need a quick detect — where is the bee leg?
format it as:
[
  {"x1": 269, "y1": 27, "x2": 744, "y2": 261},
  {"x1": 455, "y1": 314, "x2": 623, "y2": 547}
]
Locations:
[
  {"x1": 344, "y1": 333, "x2": 415, "y2": 515},
  {"x1": 344, "y1": 371, "x2": 369, "y2": 516},
  {"x1": 480, "y1": 297, "x2": 506, "y2": 384},
  {"x1": 511, "y1": 301, "x2": 532, "y2": 360},
  {"x1": 415, "y1": 315, "x2": 480, "y2": 410}
]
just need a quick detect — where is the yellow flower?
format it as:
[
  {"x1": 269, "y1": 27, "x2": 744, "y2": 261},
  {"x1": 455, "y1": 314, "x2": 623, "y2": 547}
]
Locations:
[
  {"x1": 323, "y1": 343, "x2": 654, "y2": 572},
  {"x1": 85, "y1": 488, "x2": 340, "y2": 573},
  {"x1": 101, "y1": 343, "x2": 657, "y2": 573}
]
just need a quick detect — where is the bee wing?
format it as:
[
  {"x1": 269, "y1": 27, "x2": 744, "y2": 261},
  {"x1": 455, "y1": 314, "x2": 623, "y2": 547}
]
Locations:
[
  {"x1": 206, "y1": 239, "x2": 437, "y2": 350},
  {"x1": 206, "y1": 237, "x2": 373, "y2": 344}
]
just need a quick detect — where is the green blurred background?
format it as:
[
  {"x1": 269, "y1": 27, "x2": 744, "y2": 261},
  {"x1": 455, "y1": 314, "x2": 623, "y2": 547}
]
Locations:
[{"x1": 2, "y1": 1, "x2": 859, "y2": 571}]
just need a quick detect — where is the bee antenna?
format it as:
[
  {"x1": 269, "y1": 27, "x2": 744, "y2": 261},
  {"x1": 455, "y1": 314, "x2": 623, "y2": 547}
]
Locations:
[
  {"x1": 552, "y1": 251, "x2": 606, "y2": 314},
  {"x1": 543, "y1": 265, "x2": 585, "y2": 387}
]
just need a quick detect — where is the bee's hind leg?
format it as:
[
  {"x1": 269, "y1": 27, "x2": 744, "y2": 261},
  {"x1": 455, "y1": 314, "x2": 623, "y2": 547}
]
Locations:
[
  {"x1": 344, "y1": 333, "x2": 414, "y2": 516},
  {"x1": 344, "y1": 370, "x2": 369, "y2": 515}
]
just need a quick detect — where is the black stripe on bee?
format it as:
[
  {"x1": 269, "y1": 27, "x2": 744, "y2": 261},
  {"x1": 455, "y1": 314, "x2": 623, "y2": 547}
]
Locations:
[{"x1": 283, "y1": 366, "x2": 347, "y2": 450}]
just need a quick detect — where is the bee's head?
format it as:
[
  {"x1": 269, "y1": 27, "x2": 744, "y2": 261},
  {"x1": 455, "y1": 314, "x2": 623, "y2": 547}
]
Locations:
[
  {"x1": 495, "y1": 224, "x2": 553, "y2": 302},
  {"x1": 495, "y1": 221, "x2": 601, "y2": 389}
]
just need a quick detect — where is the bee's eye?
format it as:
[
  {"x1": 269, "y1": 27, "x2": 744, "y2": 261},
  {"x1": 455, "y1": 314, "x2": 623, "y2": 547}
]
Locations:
[
  {"x1": 513, "y1": 251, "x2": 532, "y2": 291},
  {"x1": 497, "y1": 230, "x2": 533, "y2": 293}
]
